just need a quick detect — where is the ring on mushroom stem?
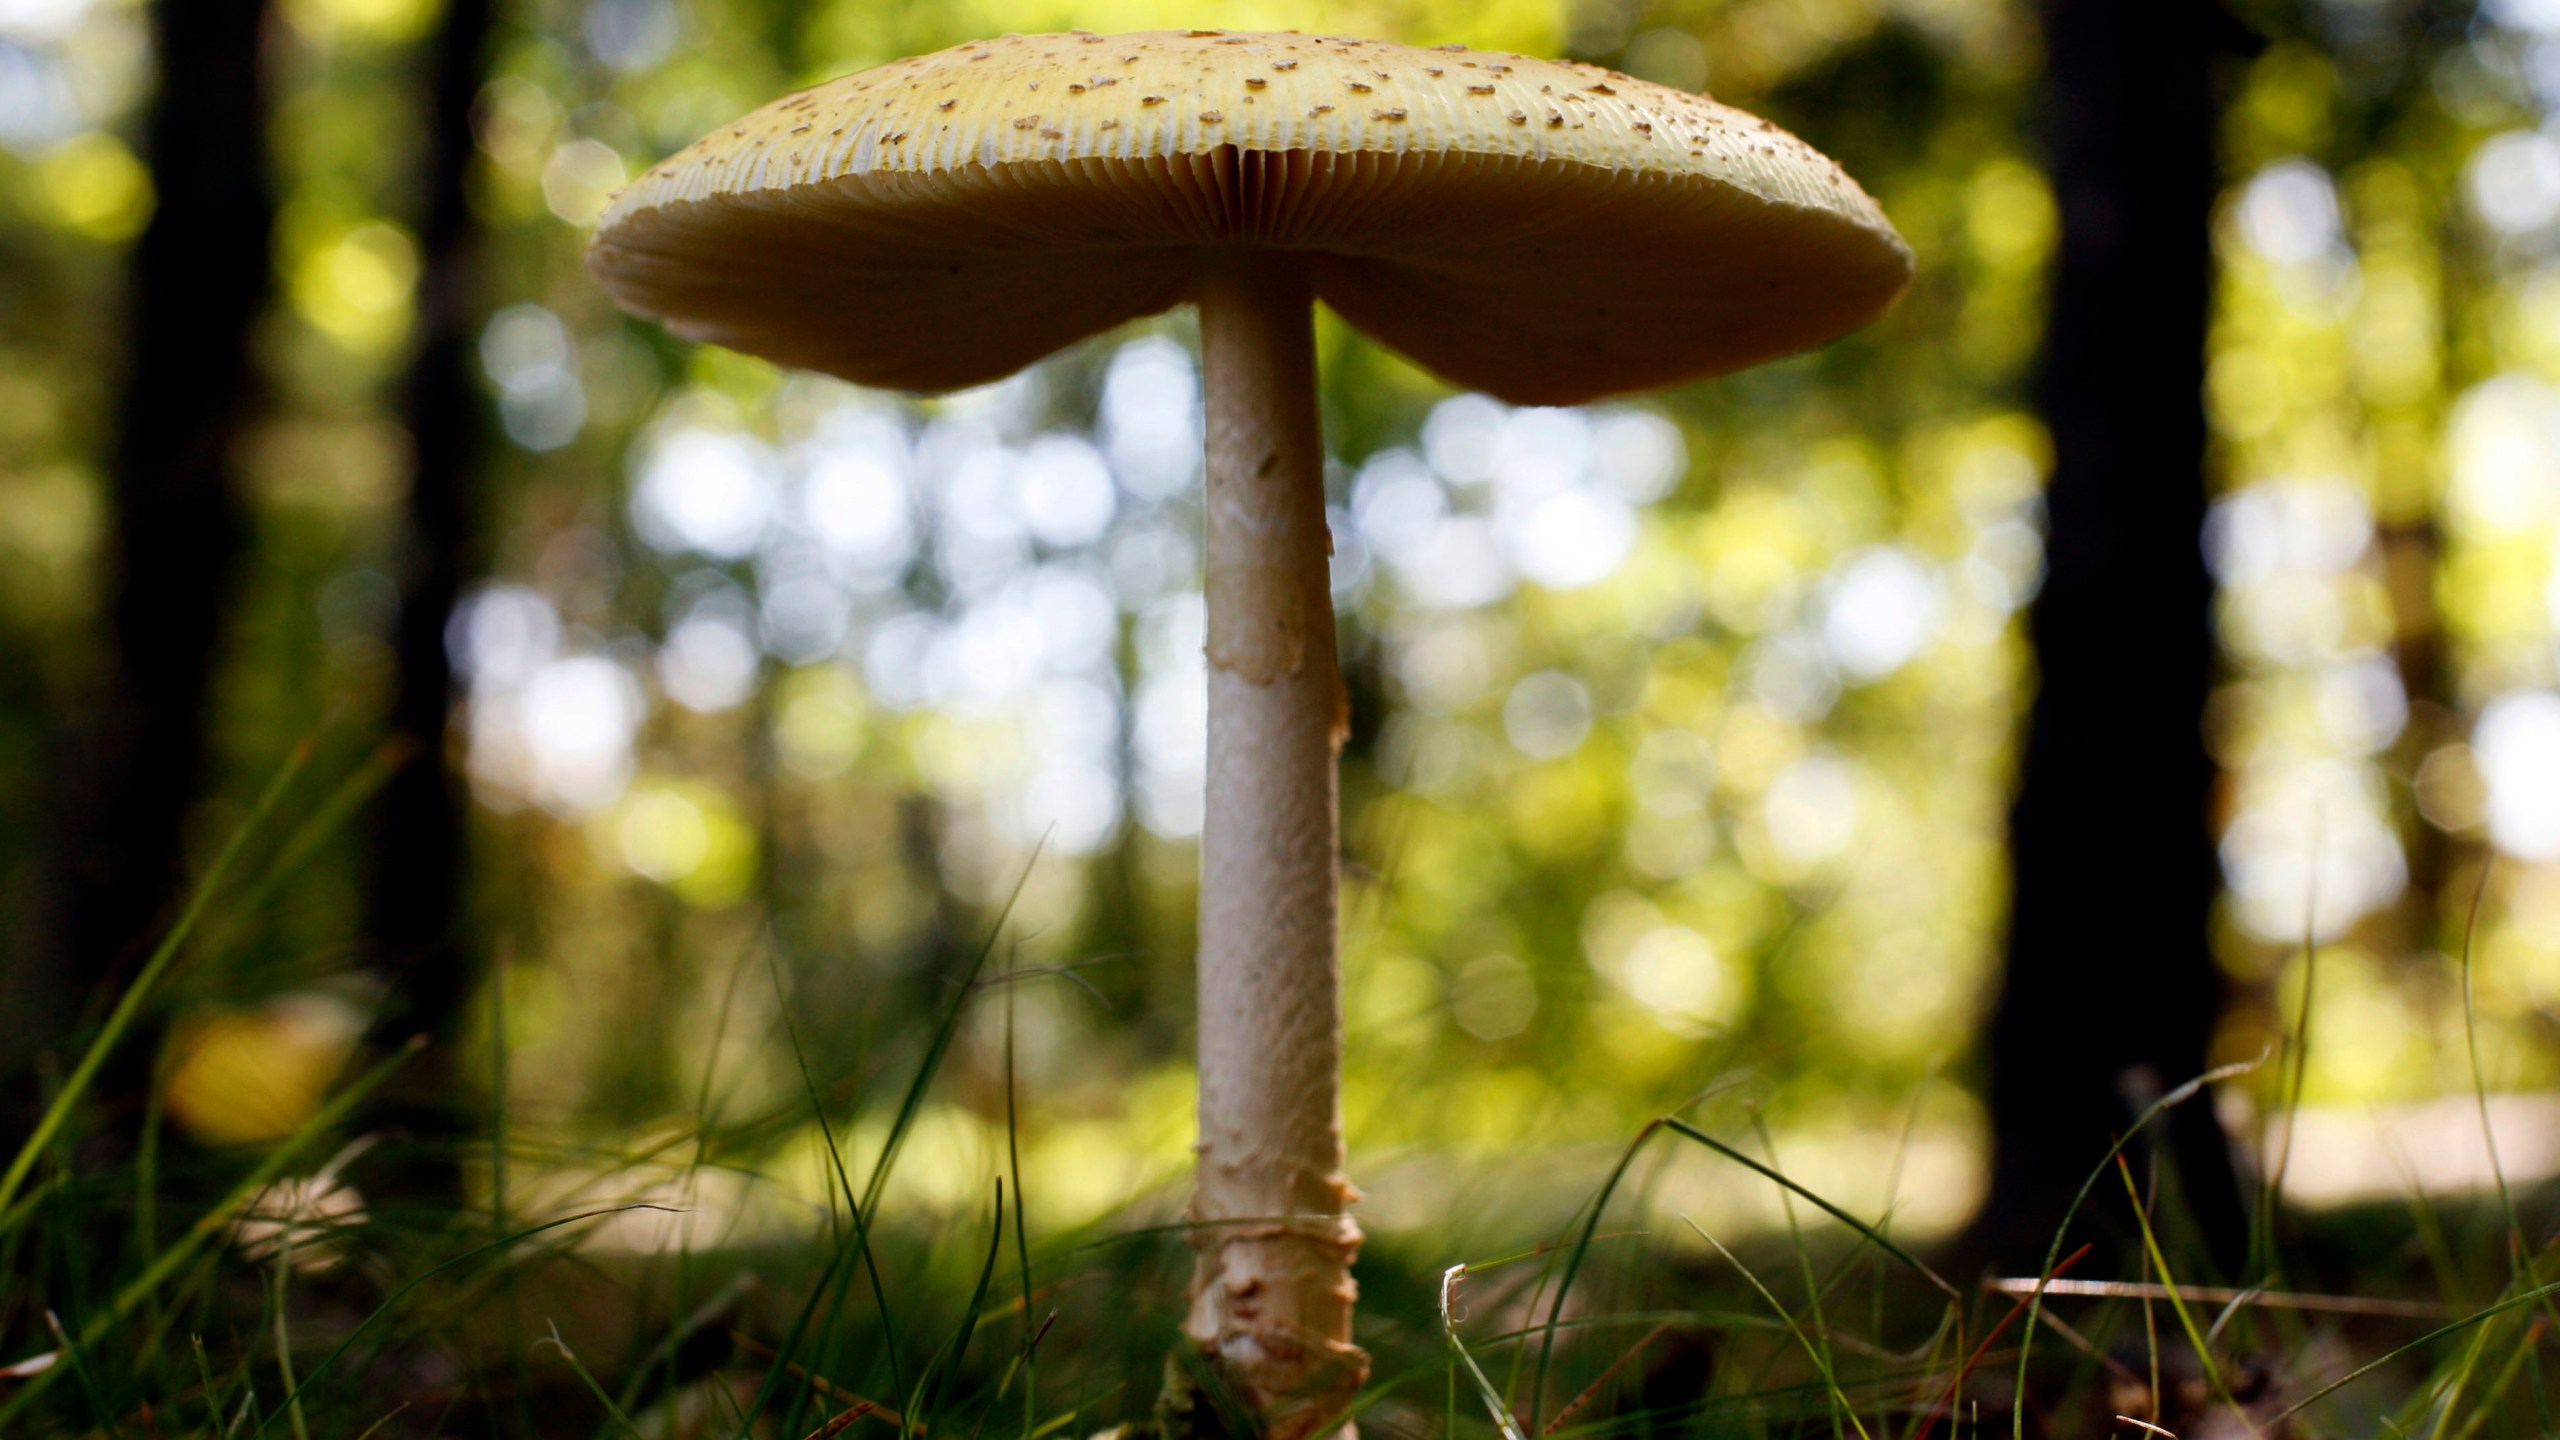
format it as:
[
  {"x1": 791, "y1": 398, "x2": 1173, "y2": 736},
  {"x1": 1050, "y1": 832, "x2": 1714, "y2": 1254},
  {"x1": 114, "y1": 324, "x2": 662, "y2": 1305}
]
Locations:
[{"x1": 586, "y1": 28, "x2": 1908, "y2": 1439}]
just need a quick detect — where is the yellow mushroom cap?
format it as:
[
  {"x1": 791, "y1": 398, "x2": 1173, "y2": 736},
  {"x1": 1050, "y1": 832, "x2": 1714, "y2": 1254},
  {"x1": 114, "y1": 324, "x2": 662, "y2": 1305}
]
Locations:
[{"x1": 586, "y1": 29, "x2": 1912, "y2": 406}]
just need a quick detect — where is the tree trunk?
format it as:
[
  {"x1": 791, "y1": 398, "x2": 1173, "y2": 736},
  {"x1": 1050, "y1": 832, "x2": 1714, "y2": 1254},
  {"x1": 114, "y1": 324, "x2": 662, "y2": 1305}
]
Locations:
[
  {"x1": 359, "y1": 0, "x2": 496, "y2": 1183},
  {"x1": 1975, "y1": 0, "x2": 2250, "y2": 1274},
  {"x1": 17, "y1": 0, "x2": 273, "y2": 1087}
]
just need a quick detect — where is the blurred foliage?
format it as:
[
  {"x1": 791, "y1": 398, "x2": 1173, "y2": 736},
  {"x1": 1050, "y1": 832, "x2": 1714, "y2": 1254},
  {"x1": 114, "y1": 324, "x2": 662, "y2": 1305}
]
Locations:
[{"x1": 0, "y1": 0, "x2": 2556, "y2": 1269}]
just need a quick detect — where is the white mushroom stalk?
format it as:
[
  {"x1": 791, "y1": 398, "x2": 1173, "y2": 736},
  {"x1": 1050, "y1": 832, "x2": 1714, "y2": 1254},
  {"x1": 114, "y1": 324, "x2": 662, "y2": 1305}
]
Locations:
[{"x1": 1188, "y1": 249, "x2": 1364, "y2": 1430}]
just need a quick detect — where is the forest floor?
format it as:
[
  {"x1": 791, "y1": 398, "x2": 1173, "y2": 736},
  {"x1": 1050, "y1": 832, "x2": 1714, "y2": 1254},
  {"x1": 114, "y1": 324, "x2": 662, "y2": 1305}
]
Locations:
[{"x1": 6, "y1": 767, "x2": 2559, "y2": 1438}]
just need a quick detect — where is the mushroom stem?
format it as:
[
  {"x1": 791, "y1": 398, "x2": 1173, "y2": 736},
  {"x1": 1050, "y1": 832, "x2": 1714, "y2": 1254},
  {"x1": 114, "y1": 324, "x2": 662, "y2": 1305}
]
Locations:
[{"x1": 1184, "y1": 247, "x2": 1366, "y2": 1436}]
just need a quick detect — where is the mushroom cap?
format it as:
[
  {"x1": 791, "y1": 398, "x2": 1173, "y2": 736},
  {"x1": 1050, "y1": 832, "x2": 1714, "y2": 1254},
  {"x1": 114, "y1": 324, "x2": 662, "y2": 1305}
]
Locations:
[{"x1": 587, "y1": 30, "x2": 1912, "y2": 406}]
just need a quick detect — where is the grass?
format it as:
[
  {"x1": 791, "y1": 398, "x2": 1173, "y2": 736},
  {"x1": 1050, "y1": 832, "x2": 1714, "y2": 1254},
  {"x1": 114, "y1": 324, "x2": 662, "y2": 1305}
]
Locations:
[{"x1": 6, "y1": 752, "x2": 2560, "y2": 1437}]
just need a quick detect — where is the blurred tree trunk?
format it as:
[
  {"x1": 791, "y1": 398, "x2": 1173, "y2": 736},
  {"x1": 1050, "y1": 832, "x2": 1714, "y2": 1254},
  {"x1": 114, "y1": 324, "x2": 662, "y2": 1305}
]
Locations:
[
  {"x1": 360, "y1": 0, "x2": 495, "y2": 1165},
  {"x1": 12, "y1": 0, "x2": 274, "y2": 1085},
  {"x1": 1974, "y1": 0, "x2": 2251, "y2": 1274}
]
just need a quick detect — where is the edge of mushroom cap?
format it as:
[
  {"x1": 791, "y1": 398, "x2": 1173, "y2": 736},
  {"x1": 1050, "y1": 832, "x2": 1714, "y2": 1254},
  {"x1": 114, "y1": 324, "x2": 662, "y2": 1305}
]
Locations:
[{"x1": 590, "y1": 29, "x2": 1908, "y2": 264}]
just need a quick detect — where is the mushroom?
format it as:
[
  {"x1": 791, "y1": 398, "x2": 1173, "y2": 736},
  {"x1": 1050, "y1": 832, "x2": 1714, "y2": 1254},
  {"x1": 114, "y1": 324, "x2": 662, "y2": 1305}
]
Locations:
[{"x1": 586, "y1": 28, "x2": 1908, "y2": 1438}]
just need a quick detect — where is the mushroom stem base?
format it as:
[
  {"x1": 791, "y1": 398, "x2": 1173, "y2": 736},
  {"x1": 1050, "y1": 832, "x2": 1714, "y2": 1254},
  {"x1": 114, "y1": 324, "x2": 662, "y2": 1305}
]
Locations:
[{"x1": 1183, "y1": 248, "x2": 1366, "y2": 1440}]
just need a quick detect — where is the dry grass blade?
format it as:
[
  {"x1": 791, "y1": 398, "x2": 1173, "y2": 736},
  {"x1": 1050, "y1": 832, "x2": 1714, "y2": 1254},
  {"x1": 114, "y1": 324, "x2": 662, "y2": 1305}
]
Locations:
[
  {"x1": 1541, "y1": 1321, "x2": 1670, "y2": 1435},
  {"x1": 1443, "y1": 1265, "x2": 1530, "y2": 1440},
  {"x1": 730, "y1": 1331, "x2": 912, "y2": 1434},
  {"x1": 1982, "y1": 1278, "x2": 2454, "y2": 1320},
  {"x1": 1911, "y1": 1243, "x2": 2093, "y2": 1440},
  {"x1": 806, "y1": 1399, "x2": 879, "y2": 1439}
]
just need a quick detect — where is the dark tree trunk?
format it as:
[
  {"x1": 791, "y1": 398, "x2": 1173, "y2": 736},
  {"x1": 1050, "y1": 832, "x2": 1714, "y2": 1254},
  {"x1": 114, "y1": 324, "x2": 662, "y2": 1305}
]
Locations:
[
  {"x1": 15, "y1": 0, "x2": 274, "y2": 1085},
  {"x1": 360, "y1": 0, "x2": 495, "y2": 1162},
  {"x1": 1974, "y1": 0, "x2": 2250, "y2": 1274}
]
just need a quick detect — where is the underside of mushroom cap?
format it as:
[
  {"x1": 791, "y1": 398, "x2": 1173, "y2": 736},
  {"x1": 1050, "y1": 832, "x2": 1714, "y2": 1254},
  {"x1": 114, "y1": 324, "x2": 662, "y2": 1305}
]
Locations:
[{"x1": 587, "y1": 29, "x2": 1913, "y2": 406}]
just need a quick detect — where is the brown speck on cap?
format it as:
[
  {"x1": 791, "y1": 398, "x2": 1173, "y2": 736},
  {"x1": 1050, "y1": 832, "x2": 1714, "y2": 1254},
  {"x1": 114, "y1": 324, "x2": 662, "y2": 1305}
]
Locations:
[{"x1": 589, "y1": 28, "x2": 1911, "y2": 406}]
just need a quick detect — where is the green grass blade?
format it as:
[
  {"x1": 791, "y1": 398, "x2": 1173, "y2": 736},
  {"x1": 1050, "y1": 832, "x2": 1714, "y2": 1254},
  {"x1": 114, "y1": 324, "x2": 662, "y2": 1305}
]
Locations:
[
  {"x1": 192, "y1": 737, "x2": 406, "y2": 965},
  {"x1": 859, "y1": 849, "x2": 1039, "y2": 1224},
  {"x1": 2251, "y1": 841, "x2": 2324, "y2": 1283},
  {"x1": 539, "y1": 1320, "x2": 648, "y2": 1439},
  {"x1": 42, "y1": 1308, "x2": 119, "y2": 1440},
  {"x1": 732, "y1": 983, "x2": 901, "y2": 1434},
  {"x1": 737, "y1": 845, "x2": 1034, "y2": 1424},
  {"x1": 1661, "y1": 1120, "x2": 1957, "y2": 1300},
  {"x1": 2111, "y1": 1156, "x2": 2240, "y2": 1425},
  {"x1": 1004, "y1": 967, "x2": 1036, "y2": 1440},
  {"x1": 1525, "y1": 1117, "x2": 1663, "y2": 1431},
  {"x1": 2007, "y1": 1055, "x2": 2264, "y2": 1440},
  {"x1": 768, "y1": 945, "x2": 908, "y2": 1412},
  {"x1": 271, "y1": 1248, "x2": 310, "y2": 1440},
  {"x1": 0, "y1": 1033, "x2": 422, "y2": 1430},
  {"x1": 2272, "y1": 1279, "x2": 2560, "y2": 1427},
  {"x1": 0, "y1": 743, "x2": 314, "y2": 1217},
  {"x1": 192, "y1": 1333, "x2": 226, "y2": 1437},
  {"x1": 1748, "y1": 1115, "x2": 1843, "y2": 1440},
  {"x1": 239, "y1": 1203, "x2": 679, "y2": 1439},
  {"x1": 1680, "y1": 1219, "x2": 1871, "y2": 1440},
  {"x1": 908, "y1": 1181, "x2": 1008, "y2": 1439}
]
